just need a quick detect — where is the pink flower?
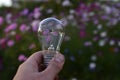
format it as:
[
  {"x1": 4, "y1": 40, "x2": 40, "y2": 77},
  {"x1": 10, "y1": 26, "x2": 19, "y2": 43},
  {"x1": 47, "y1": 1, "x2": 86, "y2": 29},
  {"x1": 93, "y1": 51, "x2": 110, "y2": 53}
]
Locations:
[
  {"x1": 4, "y1": 23, "x2": 17, "y2": 33},
  {"x1": 7, "y1": 40, "x2": 14, "y2": 47},
  {"x1": 18, "y1": 54, "x2": 27, "y2": 62},
  {"x1": 19, "y1": 24, "x2": 27, "y2": 32},
  {"x1": 0, "y1": 16, "x2": 4, "y2": 25},
  {"x1": 79, "y1": 30, "x2": 86, "y2": 38},
  {"x1": 0, "y1": 38, "x2": 6, "y2": 45},
  {"x1": 15, "y1": 34, "x2": 21, "y2": 41},
  {"x1": 0, "y1": 38, "x2": 7, "y2": 48}
]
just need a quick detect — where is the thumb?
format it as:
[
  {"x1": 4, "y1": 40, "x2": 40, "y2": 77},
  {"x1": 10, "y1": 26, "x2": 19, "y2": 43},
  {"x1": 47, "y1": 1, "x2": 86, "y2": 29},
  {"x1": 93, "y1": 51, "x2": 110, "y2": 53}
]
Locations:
[{"x1": 42, "y1": 52, "x2": 65, "y2": 79}]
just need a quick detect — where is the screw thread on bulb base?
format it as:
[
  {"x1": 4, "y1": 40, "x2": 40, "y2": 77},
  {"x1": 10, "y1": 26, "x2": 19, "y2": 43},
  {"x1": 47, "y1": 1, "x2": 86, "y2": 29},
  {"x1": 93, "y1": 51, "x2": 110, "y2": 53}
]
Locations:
[
  {"x1": 43, "y1": 52, "x2": 55, "y2": 66},
  {"x1": 43, "y1": 45, "x2": 55, "y2": 66}
]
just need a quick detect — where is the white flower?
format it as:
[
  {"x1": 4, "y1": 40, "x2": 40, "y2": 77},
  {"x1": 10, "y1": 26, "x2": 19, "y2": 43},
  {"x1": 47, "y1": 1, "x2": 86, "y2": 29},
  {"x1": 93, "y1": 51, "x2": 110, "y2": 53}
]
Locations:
[
  {"x1": 71, "y1": 78, "x2": 77, "y2": 80},
  {"x1": 97, "y1": 24, "x2": 102, "y2": 30},
  {"x1": 98, "y1": 39, "x2": 106, "y2": 47},
  {"x1": 109, "y1": 40, "x2": 115, "y2": 46},
  {"x1": 62, "y1": 0, "x2": 71, "y2": 7},
  {"x1": 91, "y1": 55, "x2": 97, "y2": 61},
  {"x1": 89, "y1": 62, "x2": 96, "y2": 69},
  {"x1": 100, "y1": 31, "x2": 107, "y2": 37},
  {"x1": 118, "y1": 41, "x2": 120, "y2": 46}
]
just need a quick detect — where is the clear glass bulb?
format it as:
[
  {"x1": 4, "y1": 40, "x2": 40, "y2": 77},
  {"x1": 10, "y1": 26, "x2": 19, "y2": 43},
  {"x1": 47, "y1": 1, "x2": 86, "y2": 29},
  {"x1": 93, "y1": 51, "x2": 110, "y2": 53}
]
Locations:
[{"x1": 38, "y1": 17, "x2": 65, "y2": 66}]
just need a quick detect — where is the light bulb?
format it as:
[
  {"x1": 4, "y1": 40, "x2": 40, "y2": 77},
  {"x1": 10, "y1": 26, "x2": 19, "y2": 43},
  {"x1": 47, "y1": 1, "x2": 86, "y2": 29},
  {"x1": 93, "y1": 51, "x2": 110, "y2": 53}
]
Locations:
[{"x1": 38, "y1": 17, "x2": 65, "y2": 66}]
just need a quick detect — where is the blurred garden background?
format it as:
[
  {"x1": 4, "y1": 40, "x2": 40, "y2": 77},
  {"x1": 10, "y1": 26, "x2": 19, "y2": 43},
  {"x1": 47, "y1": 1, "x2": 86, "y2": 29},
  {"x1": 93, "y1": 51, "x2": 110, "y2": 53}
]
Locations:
[{"x1": 0, "y1": 0, "x2": 120, "y2": 80}]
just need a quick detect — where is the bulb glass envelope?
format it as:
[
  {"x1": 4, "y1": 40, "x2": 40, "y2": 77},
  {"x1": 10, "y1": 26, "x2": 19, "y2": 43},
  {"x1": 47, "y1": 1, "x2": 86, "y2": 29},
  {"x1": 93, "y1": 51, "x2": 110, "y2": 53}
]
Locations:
[{"x1": 38, "y1": 18, "x2": 65, "y2": 51}]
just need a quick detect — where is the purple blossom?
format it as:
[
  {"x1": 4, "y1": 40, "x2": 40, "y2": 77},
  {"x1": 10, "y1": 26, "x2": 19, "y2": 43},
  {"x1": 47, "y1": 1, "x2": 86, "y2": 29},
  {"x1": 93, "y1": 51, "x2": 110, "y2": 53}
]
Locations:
[
  {"x1": 79, "y1": 30, "x2": 86, "y2": 38},
  {"x1": 45, "y1": 35, "x2": 51, "y2": 42},
  {"x1": 114, "y1": 47, "x2": 119, "y2": 53},
  {"x1": 20, "y1": 8, "x2": 29, "y2": 16},
  {"x1": 34, "y1": 7, "x2": 40, "y2": 13},
  {"x1": 31, "y1": 20, "x2": 39, "y2": 31},
  {"x1": 7, "y1": 40, "x2": 14, "y2": 47},
  {"x1": 84, "y1": 41, "x2": 92, "y2": 47},
  {"x1": 4, "y1": 23, "x2": 17, "y2": 33},
  {"x1": 29, "y1": 43, "x2": 36, "y2": 49},
  {"x1": 0, "y1": 16, "x2": 4, "y2": 25},
  {"x1": 19, "y1": 24, "x2": 27, "y2": 32},
  {"x1": 18, "y1": 54, "x2": 27, "y2": 62},
  {"x1": 43, "y1": 29, "x2": 49, "y2": 35},
  {"x1": 6, "y1": 13, "x2": 12, "y2": 24},
  {"x1": 33, "y1": 7, "x2": 41, "y2": 19}
]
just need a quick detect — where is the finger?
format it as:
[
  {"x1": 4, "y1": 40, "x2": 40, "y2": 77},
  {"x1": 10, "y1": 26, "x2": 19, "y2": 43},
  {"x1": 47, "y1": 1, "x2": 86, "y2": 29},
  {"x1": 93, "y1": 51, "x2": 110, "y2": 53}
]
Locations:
[
  {"x1": 22, "y1": 51, "x2": 43, "y2": 71},
  {"x1": 54, "y1": 75, "x2": 59, "y2": 80},
  {"x1": 42, "y1": 52, "x2": 65, "y2": 79}
]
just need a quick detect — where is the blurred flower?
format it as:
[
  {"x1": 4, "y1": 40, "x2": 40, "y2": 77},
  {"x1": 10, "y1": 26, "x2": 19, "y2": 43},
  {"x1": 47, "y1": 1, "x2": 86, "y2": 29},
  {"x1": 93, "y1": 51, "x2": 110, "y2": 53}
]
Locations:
[
  {"x1": 7, "y1": 40, "x2": 14, "y2": 47},
  {"x1": 46, "y1": 9, "x2": 53, "y2": 14},
  {"x1": 100, "y1": 31, "x2": 107, "y2": 38},
  {"x1": 61, "y1": 18, "x2": 68, "y2": 27},
  {"x1": 98, "y1": 39, "x2": 106, "y2": 47},
  {"x1": 0, "y1": 38, "x2": 6, "y2": 45},
  {"x1": 97, "y1": 24, "x2": 102, "y2": 30},
  {"x1": 0, "y1": 16, "x2": 4, "y2": 25},
  {"x1": 20, "y1": 8, "x2": 29, "y2": 16},
  {"x1": 15, "y1": 34, "x2": 22, "y2": 41},
  {"x1": 31, "y1": 20, "x2": 40, "y2": 31},
  {"x1": 4, "y1": 23, "x2": 17, "y2": 33},
  {"x1": 18, "y1": 54, "x2": 27, "y2": 62},
  {"x1": 91, "y1": 55, "x2": 97, "y2": 61},
  {"x1": 19, "y1": 24, "x2": 27, "y2": 32},
  {"x1": 33, "y1": 7, "x2": 41, "y2": 19},
  {"x1": 79, "y1": 30, "x2": 86, "y2": 38},
  {"x1": 9, "y1": 31, "x2": 16, "y2": 36},
  {"x1": 93, "y1": 30, "x2": 98, "y2": 34},
  {"x1": 64, "y1": 36, "x2": 71, "y2": 41},
  {"x1": 103, "y1": 5, "x2": 111, "y2": 14},
  {"x1": 29, "y1": 43, "x2": 36, "y2": 49},
  {"x1": 6, "y1": 13, "x2": 12, "y2": 24},
  {"x1": 118, "y1": 41, "x2": 120, "y2": 46},
  {"x1": 89, "y1": 62, "x2": 96, "y2": 70},
  {"x1": 45, "y1": 35, "x2": 51, "y2": 42},
  {"x1": 71, "y1": 78, "x2": 77, "y2": 80},
  {"x1": 0, "y1": 38, "x2": 7, "y2": 48},
  {"x1": 109, "y1": 40, "x2": 115, "y2": 46},
  {"x1": 62, "y1": 0, "x2": 71, "y2": 7},
  {"x1": 84, "y1": 41, "x2": 92, "y2": 47},
  {"x1": 93, "y1": 36, "x2": 99, "y2": 41},
  {"x1": 43, "y1": 29, "x2": 49, "y2": 35},
  {"x1": 114, "y1": 47, "x2": 119, "y2": 53},
  {"x1": 70, "y1": 56, "x2": 75, "y2": 61},
  {"x1": 34, "y1": 7, "x2": 40, "y2": 13}
]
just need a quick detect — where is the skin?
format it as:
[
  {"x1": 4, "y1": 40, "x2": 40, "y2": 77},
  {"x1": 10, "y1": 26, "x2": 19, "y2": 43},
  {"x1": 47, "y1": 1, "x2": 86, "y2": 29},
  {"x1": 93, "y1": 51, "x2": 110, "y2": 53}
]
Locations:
[{"x1": 13, "y1": 51, "x2": 65, "y2": 80}]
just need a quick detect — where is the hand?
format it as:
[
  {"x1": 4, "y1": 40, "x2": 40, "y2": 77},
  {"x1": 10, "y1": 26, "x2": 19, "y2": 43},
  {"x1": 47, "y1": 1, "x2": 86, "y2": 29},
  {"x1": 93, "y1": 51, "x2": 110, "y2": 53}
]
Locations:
[{"x1": 13, "y1": 51, "x2": 65, "y2": 80}]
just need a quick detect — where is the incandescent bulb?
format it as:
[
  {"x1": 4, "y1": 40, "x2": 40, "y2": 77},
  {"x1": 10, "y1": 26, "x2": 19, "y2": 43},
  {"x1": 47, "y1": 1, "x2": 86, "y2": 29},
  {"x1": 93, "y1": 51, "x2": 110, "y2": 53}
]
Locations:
[{"x1": 38, "y1": 18, "x2": 65, "y2": 66}]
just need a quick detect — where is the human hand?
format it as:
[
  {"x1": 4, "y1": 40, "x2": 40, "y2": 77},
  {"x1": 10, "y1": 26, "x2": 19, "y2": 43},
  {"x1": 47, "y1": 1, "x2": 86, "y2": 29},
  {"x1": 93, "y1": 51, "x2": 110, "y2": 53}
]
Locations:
[{"x1": 13, "y1": 51, "x2": 65, "y2": 80}]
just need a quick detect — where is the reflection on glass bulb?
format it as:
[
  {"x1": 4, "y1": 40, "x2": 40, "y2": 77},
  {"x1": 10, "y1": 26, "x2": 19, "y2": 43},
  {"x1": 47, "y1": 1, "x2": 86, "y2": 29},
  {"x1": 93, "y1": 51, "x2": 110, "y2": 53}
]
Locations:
[{"x1": 38, "y1": 17, "x2": 65, "y2": 66}]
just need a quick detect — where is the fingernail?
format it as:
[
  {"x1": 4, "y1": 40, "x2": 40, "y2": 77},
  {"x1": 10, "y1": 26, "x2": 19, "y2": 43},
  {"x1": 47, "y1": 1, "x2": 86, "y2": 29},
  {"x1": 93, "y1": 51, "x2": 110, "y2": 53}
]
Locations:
[{"x1": 54, "y1": 53, "x2": 64, "y2": 63}]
